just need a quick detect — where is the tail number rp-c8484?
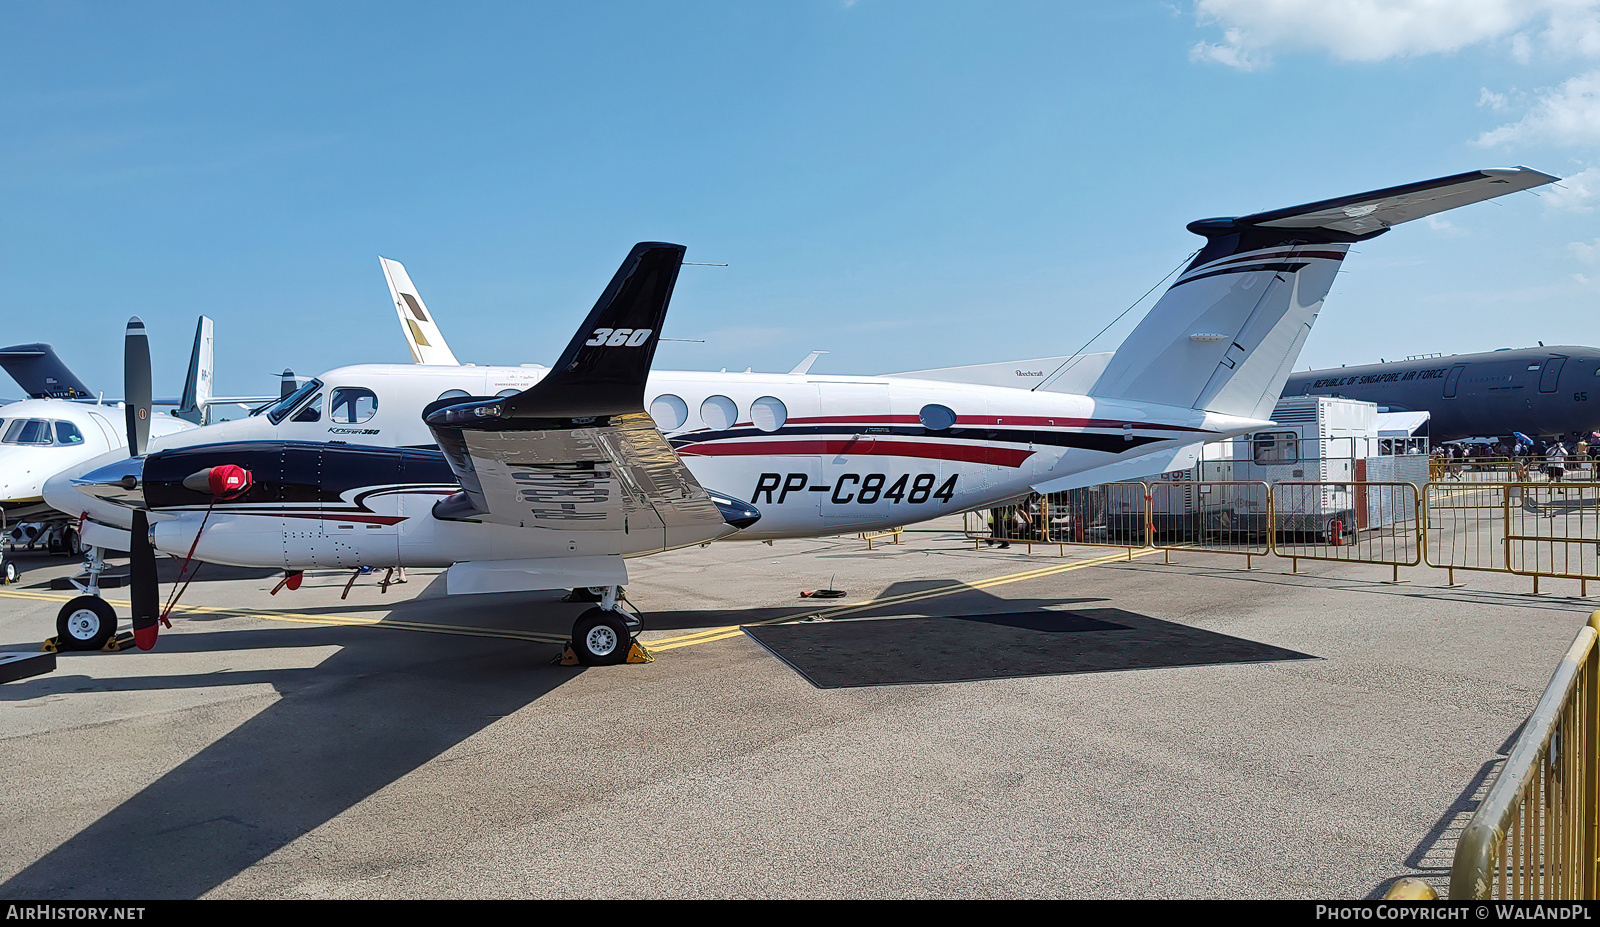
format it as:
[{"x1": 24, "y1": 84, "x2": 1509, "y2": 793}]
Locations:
[{"x1": 752, "y1": 472, "x2": 957, "y2": 505}]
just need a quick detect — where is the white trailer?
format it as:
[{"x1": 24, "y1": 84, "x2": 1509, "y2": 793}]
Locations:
[{"x1": 1231, "y1": 396, "x2": 1420, "y2": 541}]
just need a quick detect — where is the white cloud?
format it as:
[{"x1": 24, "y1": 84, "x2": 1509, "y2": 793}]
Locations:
[
  {"x1": 1190, "y1": 0, "x2": 1567, "y2": 69},
  {"x1": 1426, "y1": 216, "x2": 1469, "y2": 237},
  {"x1": 1570, "y1": 237, "x2": 1600, "y2": 263},
  {"x1": 1475, "y1": 69, "x2": 1600, "y2": 147},
  {"x1": 1477, "y1": 87, "x2": 1510, "y2": 111},
  {"x1": 1543, "y1": 166, "x2": 1600, "y2": 212}
]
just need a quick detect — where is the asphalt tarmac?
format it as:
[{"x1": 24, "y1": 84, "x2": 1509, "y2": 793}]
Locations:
[{"x1": 0, "y1": 520, "x2": 1592, "y2": 899}]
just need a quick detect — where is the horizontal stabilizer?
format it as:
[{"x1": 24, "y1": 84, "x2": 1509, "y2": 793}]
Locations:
[
  {"x1": 1227, "y1": 167, "x2": 1558, "y2": 237},
  {"x1": 1031, "y1": 443, "x2": 1205, "y2": 495}
]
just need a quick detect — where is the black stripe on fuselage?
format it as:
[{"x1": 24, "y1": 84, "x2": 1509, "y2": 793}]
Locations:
[{"x1": 1172, "y1": 261, "x2": 1310, "y2": 289}]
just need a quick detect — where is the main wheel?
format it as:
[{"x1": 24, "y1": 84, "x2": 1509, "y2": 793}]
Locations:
[
  {"x1": 1, "y1": 560, "x2": 18, "y2": 584},
  {"x1": 64, "y1": 528, "x2": 81, "y2": 557},
  {"x1": 571, "y1": 607, "x2": 632, "y2": 666},
  {"x1": 57, "y1": 596, "x2": 116, "y2": 651}
]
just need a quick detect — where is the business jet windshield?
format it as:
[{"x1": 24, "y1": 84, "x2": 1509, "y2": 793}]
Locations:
[{"x1": 1, "y1": 419, "x2": 86, "y2": 446}]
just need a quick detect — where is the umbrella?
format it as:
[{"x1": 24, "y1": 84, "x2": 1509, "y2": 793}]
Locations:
[{"x1": 1513, "y1": 431, "x2": 1533, "y2": 446}]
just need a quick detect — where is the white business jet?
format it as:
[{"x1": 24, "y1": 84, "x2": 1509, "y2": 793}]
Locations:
[
  {"x1": 51, "y1": 167, "x2": 1556, "y2": 662},
  {"x1": 0, "y1": 320, "x2": 219, "y2": 565}
]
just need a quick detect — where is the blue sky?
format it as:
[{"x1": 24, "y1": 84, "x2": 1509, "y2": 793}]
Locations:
[{"x1": 2, "y1": 1, "x2": 1596, "y2": 399}]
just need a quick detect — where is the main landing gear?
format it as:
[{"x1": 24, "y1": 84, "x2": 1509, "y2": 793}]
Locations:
[
  {"x1": 47, "y1": 546, "x2": 129, "y2": 652},
  {"x1": 562, "y1": 586, "x2": 650, "y2": 666}
]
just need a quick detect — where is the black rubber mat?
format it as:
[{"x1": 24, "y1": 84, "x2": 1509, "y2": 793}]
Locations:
[{"x1": 744, "y1": 608, "x2": 1315, "y2": 688}]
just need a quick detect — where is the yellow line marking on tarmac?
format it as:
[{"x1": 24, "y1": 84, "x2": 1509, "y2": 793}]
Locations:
[
  {"x1": 0, "y1": 587, "x2": 565, "y2": 643},
  {"x1": 0, "y1": 546, "x2": 1155, "y2": 652},
  {"x1": 646, "y1": 548, "x2": 1160, "y2": 652}
]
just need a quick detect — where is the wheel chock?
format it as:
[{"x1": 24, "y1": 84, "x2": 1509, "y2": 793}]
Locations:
[
  {"x1": 103, "y1": 631, "x2": 134, "y2": 652},
  {"x1": 553, "y1": 638, "x2": 655, "y2": 666},
  {"x1": 41, "y1": 637, "x2": 59, "y2": 654}
]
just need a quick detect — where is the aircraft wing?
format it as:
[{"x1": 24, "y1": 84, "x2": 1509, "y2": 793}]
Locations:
[
  {"x1": 423, "y1": 243, "x2": 742, "y2": 551},
  {"x1": 381, "y1": 257, "x2": 461, "y2": 366},
  {"x1": 1235, "y1": 166, "x2": 1558, "y2": 237}
]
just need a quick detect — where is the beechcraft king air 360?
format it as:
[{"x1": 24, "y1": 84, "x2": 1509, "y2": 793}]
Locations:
[{"x1": 50, "y1": 166, "x2": 1556, "y2": 663}]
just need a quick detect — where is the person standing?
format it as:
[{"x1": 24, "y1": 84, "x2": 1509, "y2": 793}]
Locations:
[{"x1": 1547, "y1": 440, "x2": 1568, "y2": 484}]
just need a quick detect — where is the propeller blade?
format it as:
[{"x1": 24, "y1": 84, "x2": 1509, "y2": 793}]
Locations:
[
  {"x1": 124, "y1": 317, "x2": 152, "y2": 457},
  {"x1": 128, "y1": 509, "x2": 160, "y2": 650}
]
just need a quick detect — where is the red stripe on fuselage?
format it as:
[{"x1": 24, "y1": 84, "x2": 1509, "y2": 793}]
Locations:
[
  {"x1": 755, "y1": 414, "x2": 1211, "y2": 433},
  {"x1": 677, "y1": 439, "x2": 1034, "y2": 467}
]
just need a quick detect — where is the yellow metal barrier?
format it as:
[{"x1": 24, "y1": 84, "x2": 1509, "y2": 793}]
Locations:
[
  {"x1": 962, "y1": 500, "x2": 1064, "y2": 554},
  {"x1": 1144, "y1": 480, "x2": 1271, "y2": 563},
  {"x1": 959, "y1": 478, "x2": 1594, "y2": 593},
  {"x1": 1503, "y1": 483, "x2": 1600, "y2": 593},
  {"x1": 1449, "y1": 612, "x2": 1600, "y2": 899},
  {"x1": 1270, "y1": 481, "x2": 1422, "y2": 576},
  {"x1": 1425, "y1": 482, "x2": 1512, "y2": 583}
]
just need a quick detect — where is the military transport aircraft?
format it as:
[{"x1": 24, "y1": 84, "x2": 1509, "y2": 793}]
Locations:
[
  {"x1": 46, "y1": 166, "x2": 1557, "y2": 664},
  {"x1": 1282, "y1": 346, "x2": 1600, "y2": 443}
]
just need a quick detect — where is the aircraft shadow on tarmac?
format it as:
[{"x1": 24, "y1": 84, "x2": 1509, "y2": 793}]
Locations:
[
  {"x1": 0, "y1": 615, "x2": 580, "y2": 898},
  {"x1": 0, "y1": 574, "x2": 1309, "y2": 897}
]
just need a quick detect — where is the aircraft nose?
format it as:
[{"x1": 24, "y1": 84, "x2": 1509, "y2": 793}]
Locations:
[{"x1": 72, "y1": 456, "x2": 147, "y2": 509}]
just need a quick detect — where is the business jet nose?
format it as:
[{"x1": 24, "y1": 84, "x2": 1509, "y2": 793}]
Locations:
[{"x1": 73, "y1": 456, "x2": 147, "y2": 508}]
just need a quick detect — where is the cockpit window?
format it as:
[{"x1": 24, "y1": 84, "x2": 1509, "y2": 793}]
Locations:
[
  {"x1": 261, "y1": 378, "x2": 324, "y2": 424},
  {"x1": 292, "y1": 393, "x2": 323, "y2": 423},
  {"x1": 329, "y1": 387, "x2": 378, "y2": 424},
  {"x1": 54, "y1": 422, "x2": 84, "y2": 445},
  {"x1": 3, "y1": 419, "x2": 53, "y2": 445}
]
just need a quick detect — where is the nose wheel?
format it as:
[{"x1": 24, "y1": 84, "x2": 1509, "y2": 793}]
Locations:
[{"x1": 53, "y1": 595, "x2": 118, "y2": 651}]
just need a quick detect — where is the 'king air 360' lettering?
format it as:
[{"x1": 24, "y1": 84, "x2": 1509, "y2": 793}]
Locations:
[
  {"x1": 585, "y1": 328, "x2": 652, "y2": 347},
  {"x1": 49, "y1": 168, "x2": 1557, "y2": 663}
]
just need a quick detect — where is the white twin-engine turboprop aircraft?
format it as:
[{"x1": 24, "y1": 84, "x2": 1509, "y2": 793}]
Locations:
[{"x1": 49, "y1": 166, "x2": 1556, "y2": 663}]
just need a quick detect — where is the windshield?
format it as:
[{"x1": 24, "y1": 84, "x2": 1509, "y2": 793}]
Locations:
[
  {"x1": 2, "y1": 419, "x2": 54, "y2": 445},
  {"x1": 257, "y1": 379, "x2": 324, "y2": 425}
]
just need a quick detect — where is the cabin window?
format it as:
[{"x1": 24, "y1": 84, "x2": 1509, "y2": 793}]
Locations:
[
  {"x1": 264, "y1": 378, "x2": 323, "y2": 424},
  {"x1": 437, "y1": 389, "x2": 471, "y2": 402},
  {"x1": 751, "y1": 396, "x2": 788, "y2": 433},
  {"x1": 292, "y1": 393, "x2": 323, "y2": 423},
  {"x1": 329, "y1": 388, "x2": 378, "y2": 424},
  {"x1": 3, "y1": 419, "x2": 52, "y2": 445},
  {"x1": 919, "y1": 404, "x2": 957, "y2": 431},
  {"x1": 649, "y1": 394, "x2": 688, "y2": 431},
  {"x1": 495, "y1": 389, "x2": 520, "y2": 399},
  {"x1": 1252, "y1": 431, "x2": 1299, "y2": 465},
  {"x1": 700, "y1": 395, "x2": 738, "y2": 431},
  {"x1": 53, "y1": 422, "x2": 84, "y2": 445}
]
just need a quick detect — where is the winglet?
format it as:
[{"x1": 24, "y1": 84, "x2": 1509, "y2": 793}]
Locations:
[
  {"x1": 381, "y1": 257, "x2": 461, "y2": 366},
  {"x1": 428, "y1": 242, "x2": 686, "y2": 427}
]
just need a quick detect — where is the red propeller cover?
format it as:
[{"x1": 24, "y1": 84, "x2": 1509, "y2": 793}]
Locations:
[{"x1": 209, "y1": 465, "x2": 252, "y2": 499}]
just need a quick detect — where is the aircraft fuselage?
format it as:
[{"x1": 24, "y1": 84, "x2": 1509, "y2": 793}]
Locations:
[{"x1": 1283, "y1": 346, "x2": 1600, "y2": 442}]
